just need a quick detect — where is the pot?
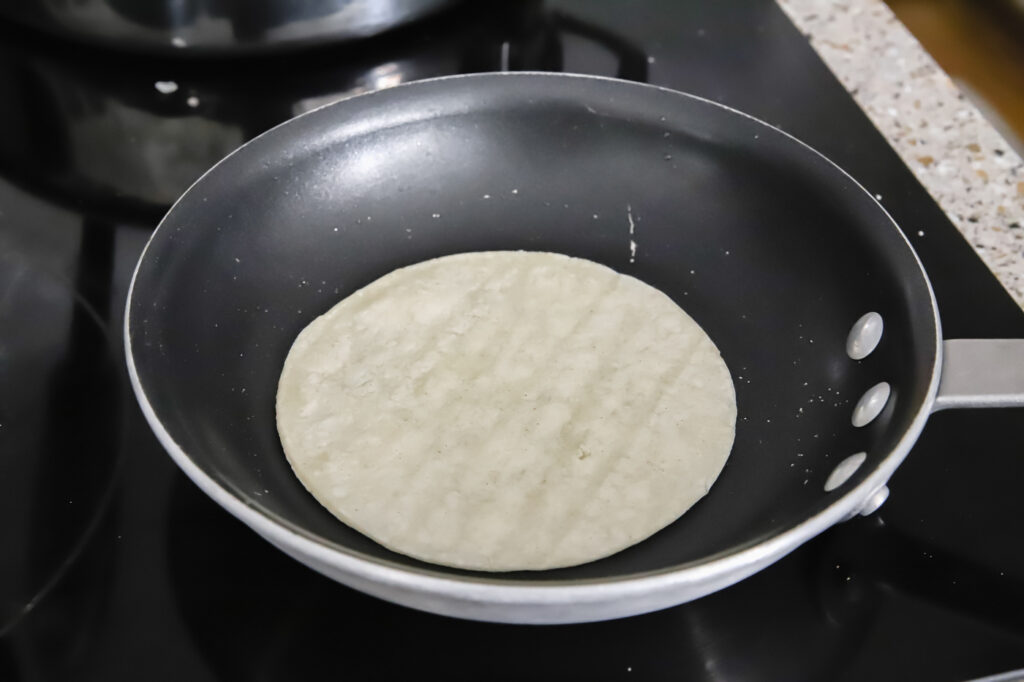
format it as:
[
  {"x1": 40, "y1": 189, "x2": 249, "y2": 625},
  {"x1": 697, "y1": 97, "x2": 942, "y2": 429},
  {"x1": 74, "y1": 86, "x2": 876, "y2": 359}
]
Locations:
[{"x1": 0, "y1": 0, "x2": 462, "y2": 54}]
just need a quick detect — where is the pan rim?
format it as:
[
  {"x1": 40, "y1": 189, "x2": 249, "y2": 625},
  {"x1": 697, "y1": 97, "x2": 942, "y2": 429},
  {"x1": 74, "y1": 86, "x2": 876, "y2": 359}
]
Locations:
[{"x1": 124, "y1": 71, "x2": 942, "y2": 620}]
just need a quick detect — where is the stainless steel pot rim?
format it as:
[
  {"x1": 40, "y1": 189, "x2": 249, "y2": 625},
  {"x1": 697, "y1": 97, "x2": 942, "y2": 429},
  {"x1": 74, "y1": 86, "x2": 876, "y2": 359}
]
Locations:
[
  {"x1": 124, "y1": 72, "x2": 942, "y2": 605},
  {"x1": 0, "y1": 0, "x2": 459, "y2": 53}
]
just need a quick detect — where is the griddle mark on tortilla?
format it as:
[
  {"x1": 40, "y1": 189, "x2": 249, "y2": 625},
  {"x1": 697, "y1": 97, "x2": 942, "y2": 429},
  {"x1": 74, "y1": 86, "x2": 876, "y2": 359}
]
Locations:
[
  {"x1": 540, "y1": 326, "x2": 709, "y2": 554},
  {"x1": 369, "y1": 263, "x2": 536, "y2": 519},
  {"x1": 399, "y1": 270, "x2": 627, "y2": 543}
]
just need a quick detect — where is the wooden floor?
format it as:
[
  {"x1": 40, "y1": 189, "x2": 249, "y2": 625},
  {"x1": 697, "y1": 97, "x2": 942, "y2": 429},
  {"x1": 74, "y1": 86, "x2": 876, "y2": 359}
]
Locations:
[{"x1": 885, "y1": 0, "x2": 1024, "y2": 146}]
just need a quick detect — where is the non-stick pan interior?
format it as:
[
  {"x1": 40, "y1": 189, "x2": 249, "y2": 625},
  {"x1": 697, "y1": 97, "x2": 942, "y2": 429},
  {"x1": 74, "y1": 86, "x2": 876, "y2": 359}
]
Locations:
[{"x1": 128, "y1": 74, "x2": 937, "y2": 582}]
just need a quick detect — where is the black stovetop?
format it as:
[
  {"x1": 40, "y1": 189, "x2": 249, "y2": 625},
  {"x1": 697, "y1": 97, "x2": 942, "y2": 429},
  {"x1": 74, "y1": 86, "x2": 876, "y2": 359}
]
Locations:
[{"x1": 2, "y1": 1, "x2": 1023, "y2": 680}]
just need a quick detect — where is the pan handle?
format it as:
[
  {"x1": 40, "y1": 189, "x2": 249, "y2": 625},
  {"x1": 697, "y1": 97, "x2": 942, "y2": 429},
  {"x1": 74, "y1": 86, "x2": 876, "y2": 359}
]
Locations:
[{"x1": 933, "y1": 339, "x2": 1024, "y2": 411}]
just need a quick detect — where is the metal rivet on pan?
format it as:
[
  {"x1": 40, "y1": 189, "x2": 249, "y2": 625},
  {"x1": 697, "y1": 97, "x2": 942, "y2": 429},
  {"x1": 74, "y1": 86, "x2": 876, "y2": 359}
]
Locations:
[
  {"x1": 824, "y1": 452, "x2": 867, "y2": 492},
  {"x1": 846, "y1": 312, "x2": 883, "y2": 360},
  {"x1": 857, "y1": 485, "x2": 890, "y2": 516},
  {"x1": 851, "y1": 381, "x2": 891, "y2": 427}
]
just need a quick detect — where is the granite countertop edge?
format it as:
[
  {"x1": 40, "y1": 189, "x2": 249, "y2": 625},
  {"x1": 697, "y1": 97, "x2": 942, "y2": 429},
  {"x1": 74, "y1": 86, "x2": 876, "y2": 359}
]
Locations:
[{"x1": 776, "y1": 0, "x2": 1024, "y2": 311}]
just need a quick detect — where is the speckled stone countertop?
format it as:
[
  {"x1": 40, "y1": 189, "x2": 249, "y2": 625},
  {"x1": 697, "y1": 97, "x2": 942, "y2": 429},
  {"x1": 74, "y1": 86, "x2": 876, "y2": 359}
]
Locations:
[{"x1": 776, "y1": 0, "x2": 1024, "y2": 309}]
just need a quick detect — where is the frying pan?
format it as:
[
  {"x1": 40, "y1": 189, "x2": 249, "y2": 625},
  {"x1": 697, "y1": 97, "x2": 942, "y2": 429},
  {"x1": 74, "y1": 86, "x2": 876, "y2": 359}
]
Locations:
[{"x1": 125, "y1": 73, "x2": 1024, "y2": 624}]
